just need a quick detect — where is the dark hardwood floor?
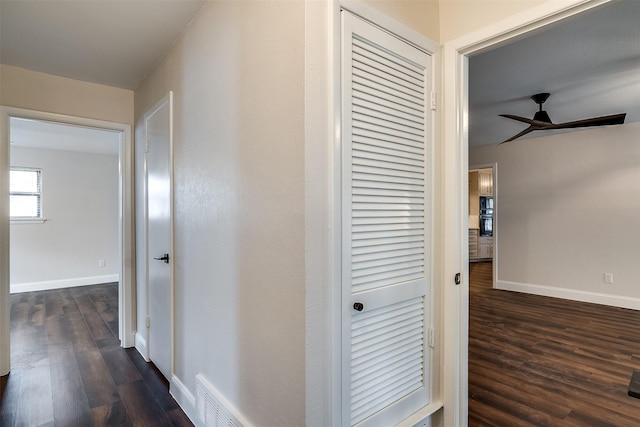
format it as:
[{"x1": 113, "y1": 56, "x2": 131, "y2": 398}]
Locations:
[
  {"x1": 0, "y1": 283, "x2": 193, "y2": 427},
  {"x1": 469, "y1": 261, "x2": 640, "y2": 426}
]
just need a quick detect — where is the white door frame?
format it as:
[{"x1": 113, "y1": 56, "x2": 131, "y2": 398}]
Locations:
[
  {"x1": 442, "y1": 0, "x2": 613, "y2": 425},
  {"x1": 0, "y1": 106, "x2": 135, "y2": 375}
]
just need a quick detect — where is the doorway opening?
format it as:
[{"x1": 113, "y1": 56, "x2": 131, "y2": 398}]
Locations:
[
  {"x1": 468, "y1": 164, "x2": 495, "y2": 282},
  {"x1": 441, "y1": 0, "x2": 620, "y2": 422},
  {"x1": 0, "y1": 107, "x2": 135, "y2": 375}
]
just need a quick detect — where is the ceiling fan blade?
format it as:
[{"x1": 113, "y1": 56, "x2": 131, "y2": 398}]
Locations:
[
  {"x1": 499, "y1": 126, "x2": 537, "y2": 144},
  {"x1": 499, "y1": 114, "x2": 553, "y2": 128},
  {"x1": 550, "y1": 113, "x2": 626, "y2": 129}
]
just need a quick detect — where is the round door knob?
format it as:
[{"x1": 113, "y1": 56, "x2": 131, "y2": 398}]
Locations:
[{"x1": 353, "y1": 302, "x2": 364, "y2": 312}]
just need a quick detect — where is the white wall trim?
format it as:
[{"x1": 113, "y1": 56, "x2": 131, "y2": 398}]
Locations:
[
  {"x1": 170, "y1": 375, "x2": 199, "y2": 427},
  {"x1": 10, "y1": 274, "x2": 119, "y2": 294},
  {"x1": 496, "y1": 280, "x2": 640, "y2": 311},
  {"x1": 442, "y1": 1, "x2": 615, "y2": 426},
  {"x1": 304, "y1": 0, "x2": 340, "y2": 425}
]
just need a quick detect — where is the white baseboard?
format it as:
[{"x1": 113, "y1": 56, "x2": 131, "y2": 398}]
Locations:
[
  {"x1": 171, "y1": 375, "x2": 200, "y2": 427},
  {"x1": 135, "y1": 332, "x2": 150, "y2": 362},
  {"x1": 496, "y1": 279, "x2": 640, "y2": 310},
  {"x1": 10, "y1": 274, "x2": 119, "y2": 294}
]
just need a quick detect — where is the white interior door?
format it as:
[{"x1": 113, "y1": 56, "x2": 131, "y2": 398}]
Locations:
[
  {"x1": 341, "y1": 12, "x2": 432, "y2": 426},
  {"x1": 145, "y1": 93, "x2": 172, "y2": 380}
]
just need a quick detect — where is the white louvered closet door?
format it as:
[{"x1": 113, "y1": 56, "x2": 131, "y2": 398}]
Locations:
[{"x1": 341, "y1": 12, "x2": 432, "y2": 427}]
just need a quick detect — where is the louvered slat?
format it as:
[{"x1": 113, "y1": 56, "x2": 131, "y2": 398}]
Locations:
[
  {"x1": 352, "y1": 65, "x2": 423, "y2": 105},
  {"x1": 352, "y1": 47, "x2": 424, "y2": 92},
  {"x1": 353, "y1": 102, "x2": 423, "y2": 130},
  {"x1": 353, "y1": 81, "x2": 422, "y2": 115},
  {"x1": 353, "y1": 141, "x2": 424, "y2": 164},
  {"x1": 352, "y1": 37, "x2": 424, "y2": 85},
  {"x1": 353, "y1": 91, "x2": 423, "y2": 122},
  {"x1": 350, "y1": 297, "x2": 425, "y2": 425},
  {"x1": 353, "y1": 114, "x2": 424, "y2": 142},
  {"x1": 353, "y1": 126, "x2": 424, "y2": 152}
]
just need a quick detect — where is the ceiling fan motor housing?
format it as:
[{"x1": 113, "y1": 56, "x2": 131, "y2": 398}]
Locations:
[
  {"x1": 532, "y1": 93, "x2": 552, "y2": 123},
  {"x1": 533, "y1": 110, "x2": 552, "y2": 123}
]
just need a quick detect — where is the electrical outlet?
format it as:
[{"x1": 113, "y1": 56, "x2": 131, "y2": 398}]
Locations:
[
  {"x1": 604, "y1": 273, "x2": 614, "y2": 284},
  {"x1": 98, "y1": 259, "x2": 105, "y2": 268}
]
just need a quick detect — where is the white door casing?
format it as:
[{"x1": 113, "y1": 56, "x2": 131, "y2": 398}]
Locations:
[
  {"x1": 442, "y1": 1, "x2": 614, "y2": 425},
  {"x1": 0, "y1": 106, "x2": 135, "y2": 376},
  {"x1": 341, "y1": 12, "x2": 433, "y2": 426},
  {"x1": 145, "y1": 93, "x2": 173, "y2": 380}
]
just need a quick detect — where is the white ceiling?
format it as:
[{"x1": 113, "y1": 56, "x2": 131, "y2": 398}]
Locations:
[
  {"x1": 10, "y1": 118, "x2": 121, "y2": 156},
  {"x1": 469, "y1": 0, "x2": 640, "y2": 147},
  {"x1": 2, "y1": 0, "x2": 205, "y2": 155},
  {"x1": 0, "y1": 0, "x2": 205, "y2": 89}
]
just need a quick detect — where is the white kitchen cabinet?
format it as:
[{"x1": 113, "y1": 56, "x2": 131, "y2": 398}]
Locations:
[
  {"x1": 478, "y1": 169, "x2": 493, "y2": 196},
  {"x1": 469, "y1": 228, "x2": 479, "y2": 261},
  {"x1": 469, "y1": 171, "x2": 479, "y2": 216},
  {"x1": 479, "y1": 236, "x2": 493, "y2": 259}
]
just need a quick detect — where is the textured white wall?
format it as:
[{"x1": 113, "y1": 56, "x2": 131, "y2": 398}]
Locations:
[
  {"x1": 0, "y1": 64, "x2": 133, "y2": 124},
  {"x1": 361, "y1": 0, "x2": 440, "y2": 42},
  {"x1": 470, "y1": 122, "x2": 640, "y2": 303},
  {"x1": 439, "y1": 0, "x2": 547, "y2": 42},
  {"x1": 10, "y1": 146, "x2": 119, "y2": 286},
  {"x1": 134, "y1": 1, "x2": 305, "y2": 425}
]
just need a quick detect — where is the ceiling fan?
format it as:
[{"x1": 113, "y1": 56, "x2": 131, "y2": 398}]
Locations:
[{"x1": 499, "y1": 93, "x2": 626, "y2": 143}]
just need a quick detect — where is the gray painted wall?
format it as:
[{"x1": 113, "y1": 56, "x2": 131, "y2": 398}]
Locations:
[
  {"x1": 470, "y1": 121, "x2": 640, "y2": 307},
  {"x1": 10, "y1": 146, "x2": 119, "y2": 289}
]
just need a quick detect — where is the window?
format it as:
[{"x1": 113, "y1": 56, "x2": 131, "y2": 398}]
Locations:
[{"x1": 10, "y1": 168, "x2": 42, "y2": 220}]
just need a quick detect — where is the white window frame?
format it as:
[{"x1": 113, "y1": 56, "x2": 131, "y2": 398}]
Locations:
[{"x1": 9, "y1": 167, "x2": 45, "y2": 223}]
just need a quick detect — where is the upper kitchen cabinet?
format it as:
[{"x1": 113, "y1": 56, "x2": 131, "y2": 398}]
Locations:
[
  {"x1": 478, "y1": 169, "x2": 493, "y2": 196},
  {"x1": 469, "y1": 170, "x2": 479, "y2": 218}
]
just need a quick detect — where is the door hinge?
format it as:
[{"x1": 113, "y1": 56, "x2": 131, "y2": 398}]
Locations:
[
  {"x1": 428, "y1": 327, "x2": 435, "y2": 348},
  {"x1": 144, "y1": 143, "x2": 149, "y2": 153},
  {"x1": 430, "y1": 91, "x2": 437, "y2": 111},
  {"x1": 145, "y1": 315, "x2": 150, "y2": 328}
]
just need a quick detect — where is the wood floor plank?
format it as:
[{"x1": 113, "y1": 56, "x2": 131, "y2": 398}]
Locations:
[
  {"x1": 14, "y1": 364, "x2": 54, "y2": 426},
  {"x1": 101, "y1": 346, "x2": 143, "y2": 386},
  {"x1": 167, "y1": 407, "x2": 194, "y2": 427},
  {"x1": 44, "y1": 289, "x2": 65, "y2": 318},
  {"x1": 45, "y1": 312, "x2": 72, "y2": 347},
  {"x1": 74, "y1": 294, "x2": 119, "y2": 347},
  {"x1": 469, "y1": 261, "x2": 640, "y2": 426},
  {"x1": 49, "y1": 346, "x2": 94, "y2": 427},
  {"x1": 67, "y1": 311, "x2": 99, "y2": 354},
  {"x1": 125, "y1": 348, "x2": 179, "y2": 412},
  {"x1": 59, "y1": 288, "x2": 84, "y2": 320},
  {"x1": 75, "y1": 347, "x2": 121, "y2": 409},
  {"x1": 90, "y1": 400, "x2": 132, "y2": 426},
  {"x1": 0, "y1": 372, "x2": 20, "y2": 422},
  {"x1": 2, "y1": 283, "x2": 193, "y2": 426},
  {"x1": 118, "y1": 380, "x2": 173, "y2": 427}
]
